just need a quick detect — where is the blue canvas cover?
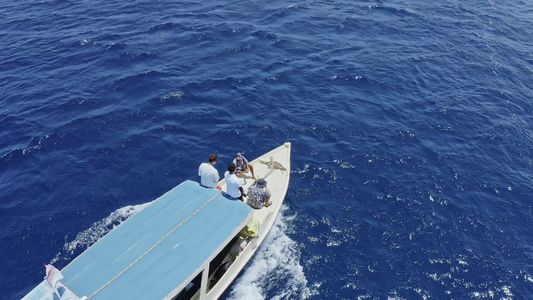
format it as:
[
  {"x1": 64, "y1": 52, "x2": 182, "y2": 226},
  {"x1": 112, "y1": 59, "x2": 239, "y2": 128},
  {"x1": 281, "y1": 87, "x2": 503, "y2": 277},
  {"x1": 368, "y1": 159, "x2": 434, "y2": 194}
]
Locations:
[{"x1": 52, "y1": 180, "x2": 253, "y2": 299}]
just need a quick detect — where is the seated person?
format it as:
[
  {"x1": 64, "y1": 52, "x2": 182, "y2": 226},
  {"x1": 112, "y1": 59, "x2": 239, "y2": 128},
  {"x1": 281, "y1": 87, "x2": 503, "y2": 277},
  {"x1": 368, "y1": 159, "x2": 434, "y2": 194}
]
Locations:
[
  {"x1": 233, "y1": 153, "x2": 256, "y2": 180},
  {"x1": 246, "y1": 178, "x2": 271, "y2": 209},
  {"x1": 198, "y1": 154, "x2": 220, "y2": 189},
  {"x1": 225, "y1": 163, "x2": 244, "y2": 201}
]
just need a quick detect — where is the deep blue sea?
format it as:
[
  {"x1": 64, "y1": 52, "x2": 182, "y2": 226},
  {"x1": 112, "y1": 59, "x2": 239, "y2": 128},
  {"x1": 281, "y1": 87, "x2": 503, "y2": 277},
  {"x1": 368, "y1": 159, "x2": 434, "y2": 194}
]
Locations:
[{"x1": 2, "y1": 0, "x2": 533, "y2": 299}]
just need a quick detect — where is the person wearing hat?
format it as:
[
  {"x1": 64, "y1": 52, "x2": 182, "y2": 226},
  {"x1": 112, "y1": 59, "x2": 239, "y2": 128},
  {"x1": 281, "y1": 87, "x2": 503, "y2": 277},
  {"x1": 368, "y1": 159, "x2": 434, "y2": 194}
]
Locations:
[
  {"x1": 198, "y1": 154, "x2": 221, "y2": 189},
  {"x1": 233, "y1": 153, "x2": 256, "y2": 180},
  {"x1": 247, "y1": 178, "x2": 271, "y2": 209}
]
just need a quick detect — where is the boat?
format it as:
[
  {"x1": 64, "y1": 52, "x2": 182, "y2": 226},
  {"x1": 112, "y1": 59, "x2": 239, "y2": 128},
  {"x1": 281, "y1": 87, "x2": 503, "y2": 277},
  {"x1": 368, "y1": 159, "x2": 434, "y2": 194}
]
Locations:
[{"x1": 22, "y1": 142, "x2": 291, "y2": 300}]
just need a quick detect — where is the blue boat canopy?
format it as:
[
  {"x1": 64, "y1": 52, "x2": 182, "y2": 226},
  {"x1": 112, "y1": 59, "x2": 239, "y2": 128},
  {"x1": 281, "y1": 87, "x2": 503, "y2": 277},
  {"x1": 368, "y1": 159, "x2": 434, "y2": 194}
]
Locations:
[{"x1": 25, "y1": 180, "x2": 253, "y2": 300}]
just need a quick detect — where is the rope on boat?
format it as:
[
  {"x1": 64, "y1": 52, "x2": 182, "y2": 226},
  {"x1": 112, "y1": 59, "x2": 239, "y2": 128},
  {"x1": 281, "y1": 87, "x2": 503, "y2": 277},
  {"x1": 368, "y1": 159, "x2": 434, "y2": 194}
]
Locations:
[
  {"x1": 87, "y1": 191, "x2": 222, "y2": 299},
  {"x1": 263, "y1": 168, "x2": 275, "y2": 179}
]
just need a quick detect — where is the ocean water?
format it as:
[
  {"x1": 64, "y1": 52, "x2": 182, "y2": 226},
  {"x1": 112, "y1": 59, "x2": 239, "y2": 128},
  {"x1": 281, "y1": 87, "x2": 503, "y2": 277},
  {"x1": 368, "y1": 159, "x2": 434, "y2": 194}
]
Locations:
[{"x1": 2, "y1": 0, "x2": 533, "y2": 299}]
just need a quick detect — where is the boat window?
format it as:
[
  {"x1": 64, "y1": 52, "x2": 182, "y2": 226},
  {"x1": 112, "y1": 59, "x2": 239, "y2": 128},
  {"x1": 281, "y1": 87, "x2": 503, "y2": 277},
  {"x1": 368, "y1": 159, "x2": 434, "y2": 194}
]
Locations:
[
  {"x1": 207, "y1": 222, "x2": 255, "y2": 293},
  {"x1": 172, "y1": 271, "x2": 202, "y2": 300},
  {"x1": 207, "y1": 236, "x2": 239, "y2": 292}
]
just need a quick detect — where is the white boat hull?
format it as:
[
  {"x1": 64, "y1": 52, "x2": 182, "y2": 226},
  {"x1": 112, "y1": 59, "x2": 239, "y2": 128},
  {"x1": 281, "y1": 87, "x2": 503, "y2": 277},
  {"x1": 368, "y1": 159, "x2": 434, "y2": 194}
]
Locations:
[{"x1": 206, "y1": 142, "x2": 291, "y2": 299}]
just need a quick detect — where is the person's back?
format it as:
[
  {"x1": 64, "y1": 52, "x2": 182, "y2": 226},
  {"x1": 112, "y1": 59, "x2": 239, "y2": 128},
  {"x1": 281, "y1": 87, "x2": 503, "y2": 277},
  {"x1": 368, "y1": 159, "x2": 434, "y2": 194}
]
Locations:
[
  {"x1": 247, "y1": 178, "x2": 271, "y2": 209},
  {"x1": 225, "y1": 163, "x2": 243, "y2": 200},
  {"x1": 199, "y1": 154, "x2": 220, "y2": 188}
]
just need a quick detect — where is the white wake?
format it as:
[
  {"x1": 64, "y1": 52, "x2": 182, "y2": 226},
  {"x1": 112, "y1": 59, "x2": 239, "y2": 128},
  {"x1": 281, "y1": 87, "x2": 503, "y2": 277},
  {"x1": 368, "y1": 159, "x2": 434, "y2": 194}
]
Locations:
[{"x1": 227, "y1": 207, "x2": 309, "y2": 300}]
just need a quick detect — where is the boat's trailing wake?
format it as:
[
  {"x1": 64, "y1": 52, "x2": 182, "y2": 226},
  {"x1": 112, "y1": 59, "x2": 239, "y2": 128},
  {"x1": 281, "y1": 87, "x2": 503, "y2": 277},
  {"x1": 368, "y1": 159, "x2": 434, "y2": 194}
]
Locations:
[{"x1": 228, "y1": 206, "x2": 309, "y2": 300}]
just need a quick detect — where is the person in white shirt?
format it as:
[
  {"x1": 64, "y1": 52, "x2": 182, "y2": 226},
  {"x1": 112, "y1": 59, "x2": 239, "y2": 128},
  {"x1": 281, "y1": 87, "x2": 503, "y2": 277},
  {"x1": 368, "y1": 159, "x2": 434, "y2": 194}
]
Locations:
[
  {"x1": 198, "y1": 154, "x2": 220, "y2": 189},
  {"x1": 224, "y1": 163, "x2": 244, "y2": 201}
]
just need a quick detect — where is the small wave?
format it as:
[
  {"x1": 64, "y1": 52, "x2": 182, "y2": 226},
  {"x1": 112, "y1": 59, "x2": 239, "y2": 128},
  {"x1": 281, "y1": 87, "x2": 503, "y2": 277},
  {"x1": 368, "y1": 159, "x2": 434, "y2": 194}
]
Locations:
[
  {"x1": 147, "y1": 22, "x2": 186, "y2": 33},
  {"x1": 252, "y1": 30, "x2": 278, "y2": 40},
  {"x1": 470, "y1": 285, "x2": 514, "y2": 299},
  {"x1": 367, "y1": 4, "x2": 419, "y2": 18},
  {"x1": 110, "y1": 70, "x2": 163, "y2": 90},
  {"x1": 118, "y1": 51, "x2": 158, "y2": 62},
  {"x1": 79, "y1": 39, "x2": 99, "y2": 46},
  {"x1": 333, "y1": 159, "x2": 356, "y2": 169},
  {"x1": 331, "y1": 74, "x2": 363, "y2": 81},
  {"x1": 213, "y1": 44, "x2": 252, "y2": 57},
  {"x1": 1, "y1": 133, "x2": 55, "y2": 159},
  {"x1": 329, "y1": 74, "x2": 378, "y2": 91},
  {"x1": 27, "y1": 133, "x2": 53, "y2": 153},
  {"x1": 294, "y1": 164, "x2": 310, "y2": 174},
  {"x1": 161, "y1": 91, "x2": 184, "y2": 102},
  {"x1": 105, "y1": 42, "x2": 126, "y2": 51}
]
